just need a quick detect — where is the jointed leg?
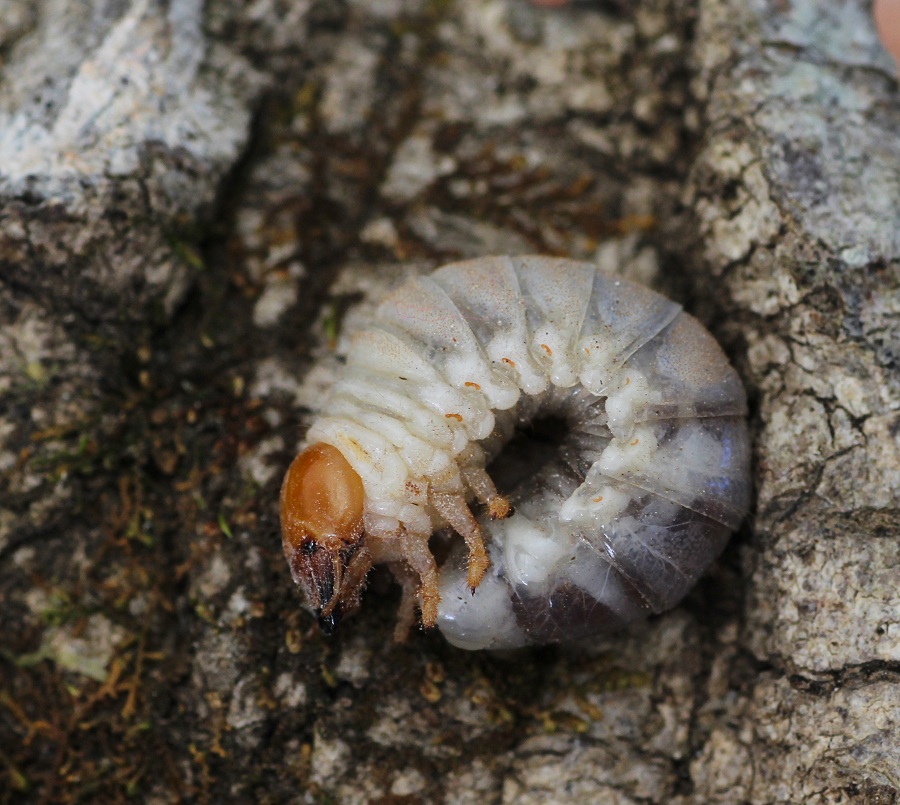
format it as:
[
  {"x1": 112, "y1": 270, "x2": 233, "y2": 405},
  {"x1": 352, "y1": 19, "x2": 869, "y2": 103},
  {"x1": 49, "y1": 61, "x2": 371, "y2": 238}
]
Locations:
[
  {"x1": 397, "y1": 530, "x2": 441, "y2": 628},
  {"x1": 387, "y1": 561, "x2": 420, "y2": 642},
  {"x1": 429, "y1": 491, "x2": 490, "y2": 592},
  {"x1": 460, "y1": 464, "x2": 512, "y2": 520}
]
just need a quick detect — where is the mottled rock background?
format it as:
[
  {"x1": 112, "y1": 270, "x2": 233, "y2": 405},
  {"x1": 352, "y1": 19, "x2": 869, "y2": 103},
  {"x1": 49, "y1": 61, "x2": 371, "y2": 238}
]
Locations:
[{"x1": 1, "y1": 0, "x2": 897, "y2": 803}]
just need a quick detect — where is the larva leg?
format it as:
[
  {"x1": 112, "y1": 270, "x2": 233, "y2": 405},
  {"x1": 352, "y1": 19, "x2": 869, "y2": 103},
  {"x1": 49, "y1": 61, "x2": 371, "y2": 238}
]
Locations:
[
  {"x1": 429, "y1": 491, "x2": 490, "y2": 592},
  {"x1": 388, "y1": 561, "x2": 419, "y2": 642},
  {"x1": 397, "y1": 530, "x2": 441, "y2": 628},
  {"x1": 460, "y1": 465, "x2": 512, "y2": 520}
]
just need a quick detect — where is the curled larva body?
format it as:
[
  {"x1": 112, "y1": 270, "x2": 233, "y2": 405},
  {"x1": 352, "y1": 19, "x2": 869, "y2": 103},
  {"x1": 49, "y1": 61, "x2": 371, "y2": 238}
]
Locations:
[{"x1": 281, "y1": 256, "x2": 750, "y2": 650}]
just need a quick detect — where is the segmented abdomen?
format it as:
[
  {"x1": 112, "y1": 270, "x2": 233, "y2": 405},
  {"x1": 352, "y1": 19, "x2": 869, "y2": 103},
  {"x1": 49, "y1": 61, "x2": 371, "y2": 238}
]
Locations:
[{"x1": 308, "y1": 256, "x2": 750, "y2": 649}]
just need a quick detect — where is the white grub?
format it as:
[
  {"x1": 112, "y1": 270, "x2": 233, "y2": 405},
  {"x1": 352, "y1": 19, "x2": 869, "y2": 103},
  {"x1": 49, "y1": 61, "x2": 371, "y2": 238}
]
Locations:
[{"x1": 281, "y1": 256, "x2": 750, "y2": 649}]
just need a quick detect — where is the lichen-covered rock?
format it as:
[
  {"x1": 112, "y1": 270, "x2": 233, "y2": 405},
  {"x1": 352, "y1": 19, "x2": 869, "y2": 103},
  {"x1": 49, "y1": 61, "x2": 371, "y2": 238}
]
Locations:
[
  {"x1": 0, "y1": 0, "x2": 265, "y2": 322},
  {"x1": 685, "y1": 0, "x2": 900, "y2": 801}
]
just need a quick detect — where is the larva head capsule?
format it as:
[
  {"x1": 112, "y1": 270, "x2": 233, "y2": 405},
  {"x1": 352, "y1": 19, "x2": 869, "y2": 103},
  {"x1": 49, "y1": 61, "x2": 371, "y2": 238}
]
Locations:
[{"x1": 280, "y1": 442, "x2": 372, "y2": 635}]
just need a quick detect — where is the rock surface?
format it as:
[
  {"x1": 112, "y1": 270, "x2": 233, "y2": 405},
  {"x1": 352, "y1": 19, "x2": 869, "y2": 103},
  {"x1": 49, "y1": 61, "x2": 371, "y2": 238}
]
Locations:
[{"x1": 1, "y1": 1, "x2": 897, "y2": 803}]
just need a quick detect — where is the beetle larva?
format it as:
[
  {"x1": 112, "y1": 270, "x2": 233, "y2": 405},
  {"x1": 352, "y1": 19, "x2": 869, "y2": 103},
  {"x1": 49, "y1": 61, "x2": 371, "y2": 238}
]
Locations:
[{"x1": 281, "y1": 256, "x2": 750, "y2": 649}]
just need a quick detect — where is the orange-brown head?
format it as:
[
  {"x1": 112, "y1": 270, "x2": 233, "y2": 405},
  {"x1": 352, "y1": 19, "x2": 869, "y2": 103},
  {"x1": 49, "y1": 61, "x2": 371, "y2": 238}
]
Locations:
[{"x1": 280, "y1": 442, "x2": 372, "y2": 634}]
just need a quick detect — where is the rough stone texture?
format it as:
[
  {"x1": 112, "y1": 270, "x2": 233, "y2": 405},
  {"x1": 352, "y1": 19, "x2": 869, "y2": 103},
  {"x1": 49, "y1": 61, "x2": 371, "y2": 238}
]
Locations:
[
  {"x1": 0, "y1": 0, "x2": 265, "y2": 322},
  {"x1": 680, "y1": 2, "x2": 900, "y2": 801},
  {"x1": 1, "y1": 0, "x2": 897, "y2": 803}
]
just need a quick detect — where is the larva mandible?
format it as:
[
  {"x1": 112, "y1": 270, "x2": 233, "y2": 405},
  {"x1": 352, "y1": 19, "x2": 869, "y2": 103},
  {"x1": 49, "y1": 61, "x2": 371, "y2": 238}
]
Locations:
[{"x1": 280, "y1": 255, "x2": 750, "y2": 650}]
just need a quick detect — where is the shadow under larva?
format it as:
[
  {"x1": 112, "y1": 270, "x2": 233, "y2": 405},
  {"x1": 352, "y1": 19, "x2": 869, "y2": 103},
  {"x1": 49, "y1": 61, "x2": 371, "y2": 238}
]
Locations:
[{"x1": 280, "y1": 255, "x2": 751, "y2": 650}]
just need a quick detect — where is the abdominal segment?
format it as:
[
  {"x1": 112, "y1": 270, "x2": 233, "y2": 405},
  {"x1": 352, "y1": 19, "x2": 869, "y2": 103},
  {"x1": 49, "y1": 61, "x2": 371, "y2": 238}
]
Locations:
[{"x1": 435, "y1": 384, "x2": 743, "y2": 650}]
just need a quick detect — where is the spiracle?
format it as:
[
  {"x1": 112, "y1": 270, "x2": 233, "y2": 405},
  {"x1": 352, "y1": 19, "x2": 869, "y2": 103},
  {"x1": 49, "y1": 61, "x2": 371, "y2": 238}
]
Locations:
[{"x1": 280, "y1": 256, "x2": 751, "y2": 649}]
